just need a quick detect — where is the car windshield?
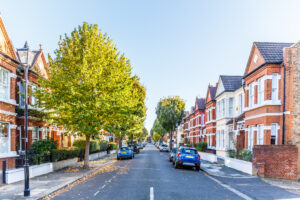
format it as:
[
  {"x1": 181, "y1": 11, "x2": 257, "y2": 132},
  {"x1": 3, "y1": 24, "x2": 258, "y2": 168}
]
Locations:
[
  {"x1": 120, "y1": 147, "x2": 129, "y2": 151},
  {"x1": 172, "y1": 148, "x2": 177, "y2": 153},
  {"x1": 181, "y1": 148, "x2": 197, "y2": 154},
  {"x1": 162, "y1": 144, "x2": 167, "y2": 147}
]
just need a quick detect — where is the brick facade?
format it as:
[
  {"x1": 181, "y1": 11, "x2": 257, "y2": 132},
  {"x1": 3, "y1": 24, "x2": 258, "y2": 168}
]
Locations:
[{"x1": 252, "y1": 145, "x2": 298, "y2": 180}]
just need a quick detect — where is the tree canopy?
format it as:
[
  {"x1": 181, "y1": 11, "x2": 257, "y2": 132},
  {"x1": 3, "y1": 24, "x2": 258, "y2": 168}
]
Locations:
[{"x1": 36, "y1": 22, "x2": 145, "y2": 168}]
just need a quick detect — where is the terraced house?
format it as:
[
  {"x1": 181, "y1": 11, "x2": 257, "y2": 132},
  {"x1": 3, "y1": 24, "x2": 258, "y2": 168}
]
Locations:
[
  {"x1": 0, "y1": 15, "x2": 19, "y2": 169},
  {"x1": 204, "y1": 84, "x2": 217, "y2": 151},
  {"x1": 188, "y1": 98, "x2": 205, "y2": 144},
  {"x1": 215, "y1": 75, "x2": 243, "y2": 157},
  {"x1": 243, "y1": 42, "x2": 293, "y2": 149}
]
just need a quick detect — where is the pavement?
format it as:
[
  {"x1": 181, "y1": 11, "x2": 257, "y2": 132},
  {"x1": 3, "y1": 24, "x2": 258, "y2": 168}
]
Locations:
[
  {"x1": 48, "y1": 144, "x2": 300, "y2": 200},
  {"x1": 0, "y1": 154, "x2": 115, "y2": 200}
]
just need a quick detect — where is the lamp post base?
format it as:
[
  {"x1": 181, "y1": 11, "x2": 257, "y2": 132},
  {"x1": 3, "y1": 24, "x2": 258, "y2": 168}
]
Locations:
[{"x1": 24, "y1": 190, "x2": 30, "y2": 197}]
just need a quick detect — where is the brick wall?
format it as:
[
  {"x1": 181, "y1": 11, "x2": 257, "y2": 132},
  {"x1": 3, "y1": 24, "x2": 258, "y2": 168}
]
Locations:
[{"x1": 252, "y1": 145, "x2": 298, "y2": 180}]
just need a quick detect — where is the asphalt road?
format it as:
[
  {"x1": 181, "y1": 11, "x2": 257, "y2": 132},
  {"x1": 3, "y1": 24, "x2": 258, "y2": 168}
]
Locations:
[{"x1": 52, "y1": 144, "x2": 300, "y2": 200}]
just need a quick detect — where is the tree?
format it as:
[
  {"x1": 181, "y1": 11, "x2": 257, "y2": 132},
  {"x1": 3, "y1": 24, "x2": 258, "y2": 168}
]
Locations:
[
  {"x1": 152, "y1": 132, "x2": 161, "y2": 142},
  {"x1": 36, "y1": 22, "x2": 136, "y2": 169},
  {"x1": 155, "y1": 97, "x2": 185, "y2": 150},
  {"x1": 151, "y1": 118, "x2": 167, "y2": 143}
]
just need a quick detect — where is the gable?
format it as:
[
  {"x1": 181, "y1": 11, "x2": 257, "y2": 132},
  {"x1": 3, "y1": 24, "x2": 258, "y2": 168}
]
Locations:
[
  {"x1": 244, "y1": 43, "x2": 265, "y2": 75},
  {"x1": 0, "y1": 16, "x2": 18, "y2": 60},
  {"x1": 205, "y1": 87, "x2": 211, "y2": 104},
  {"x1": 215, "y1": 77, "x2": 225, "y2": 97},
  {"x1": 33, "y1": 51, "x2": 49, "y2": 79}
]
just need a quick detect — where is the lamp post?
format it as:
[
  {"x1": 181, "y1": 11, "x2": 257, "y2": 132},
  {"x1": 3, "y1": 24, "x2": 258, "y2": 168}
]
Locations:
[{"x1": 19, "y1": 42, "x2": 31, "y2": 197}]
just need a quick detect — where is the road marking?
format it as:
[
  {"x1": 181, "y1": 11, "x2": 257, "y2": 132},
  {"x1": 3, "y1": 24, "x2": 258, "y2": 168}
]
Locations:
[
  {"x1": 101, "y1": 184, "x2": 106, "y2": 189},
  {"x1": 204, "y1": 174, "x2": 253, "y2": 200},
  {"x1": 94, "y1": 190, "x2": 100, "y2": 196},
  {"x1": 150, "y1": 187, "x2": 154, "y2": 200}
]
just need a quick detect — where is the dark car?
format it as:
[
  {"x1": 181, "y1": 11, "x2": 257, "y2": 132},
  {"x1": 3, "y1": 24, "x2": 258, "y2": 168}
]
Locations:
[
  {"x1": 173, "y1": 147, "x2": 200, "y2": 171},
  {"x1": 169, "y1": 147, "x2": 178, "y2": 163}
]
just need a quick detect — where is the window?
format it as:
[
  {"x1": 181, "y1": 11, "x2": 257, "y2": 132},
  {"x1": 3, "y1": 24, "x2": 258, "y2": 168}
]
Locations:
[
  {"x1": 0, "y1": 122, "x2": 9, "y2": 153},
  {"x1": 201, "y1": 114, "x2": 204, "y2": 126},
  {"x1": 210, "y1": 109, "x2": 213, "y2": 121},
  {"x1": 257, "y1": 78, "x2": 264, "y2": 104},
  {"x1": 257, "y1": 125, "x2": 264, "y2": 145},
  {"x1": 239, "y1": 94, "x2": 243, "y2": 114},
  {"x1": 271, "y1": 124, "x2": 277, "y2": 145},
  {"x1": 272, "y1": 74, "x2": 278, "y2": 102},
  {"x1": 222, "y1": 99, "x2": 225, "y2": 117},
  {"x1": 19, "y1": 82, "x2": 25, "y2": 107},
  {"x1": 222, "y1": 131, "x2": 225, "y2": 148},
  {"x1": 248, "y1": 126, "x2": 253, "y2": 149},
  {"x1": 42, "y1": 128, "x2": 48, "y2": 139},
  {"x1": 32, "y1": 127, "x2": 39, "y2": 143},
  {"x1": 229, "y1": 98, "x2": 234, "y2": 117},
  {"x1": 249, "y1": 83, "x2": 254, "y2": 107},
  {"x1": 31, "y1": 85, "x2": 38, "y2": 106},
  {"x1": 0, "y1": 67, "x2": 9, "y2": 100}
]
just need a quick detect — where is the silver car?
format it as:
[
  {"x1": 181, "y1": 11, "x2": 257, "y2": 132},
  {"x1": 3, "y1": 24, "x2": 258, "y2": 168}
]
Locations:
[{"x1": 159, "y1": 144, "x2": 169, "y2": 152}]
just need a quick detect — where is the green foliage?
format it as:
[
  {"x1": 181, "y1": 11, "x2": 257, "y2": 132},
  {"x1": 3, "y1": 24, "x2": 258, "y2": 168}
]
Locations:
[
  {"x1": 240, "y1": 149, "x2": 252, "y2": 161},
  {"x1": 35, "y1": 22, "x2": 145, "y2": 167},
  {"x1": 73, "y1": 139, "x2": 108, "y2": 153},
  {"x1": 155, "y1": 97, "x2": 185, "y2": 132},
  {"x1": 16, "y1": 107, "x2": 48, "y2": 122},
  {"x1": 178, "y1": 142, "x2": 184, "y2": 147},
  {"x1": 51, "y1": 147, "x2": 81, "y2": 162},
  {"x1": 184, "y1": 137, "x2": 190, "y2": 145},
  {"x1": 152, "y1": 132, "x2": 161, "y2": 142},
  {"x1": 108, "y1": 142, "x2": 118, "y2": 150},
  {"x1": 29, "y1": 138, "x2": 58, "y2": 155},
  {"x1": 196, "y1": 142, "x2": 207, "y2": 152},
  {"x1": 228, "y1": 150, "x2": 237, "y2": 158}
]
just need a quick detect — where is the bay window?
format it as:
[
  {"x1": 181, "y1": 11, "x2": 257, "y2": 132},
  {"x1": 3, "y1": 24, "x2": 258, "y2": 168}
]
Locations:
[
  {"x1": 229, "y1": 98, "x2": 234, "y2": 117},
  {"x1": 0, "y1": 67, "x2": 9, "y2": 100},
  {"x1": 249, "y1": 83, "x2": 254, "y2": 107},
  {"x1": 257, "y1": 78, "x2": 264, "y2": 104},
  {"x1": 239, "y1": 94, "x2": 243, "y2": 114}
]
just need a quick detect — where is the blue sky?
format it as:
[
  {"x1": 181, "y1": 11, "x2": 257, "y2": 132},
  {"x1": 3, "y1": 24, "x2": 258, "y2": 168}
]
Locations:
[{"x1": 1, "y1": 0, "x2": 300, "y2": 131}]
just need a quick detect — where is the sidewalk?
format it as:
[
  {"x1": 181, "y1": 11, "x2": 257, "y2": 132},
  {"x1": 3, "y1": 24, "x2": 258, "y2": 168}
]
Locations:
[{"x1": 0, "y1": 154, "x2": 116, "y2": 200}]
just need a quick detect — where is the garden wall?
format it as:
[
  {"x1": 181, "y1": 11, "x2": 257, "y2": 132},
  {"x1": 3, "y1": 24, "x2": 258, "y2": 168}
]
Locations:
[{"x1": 252, "y1": 145, "x2": 298, "y2": 180}]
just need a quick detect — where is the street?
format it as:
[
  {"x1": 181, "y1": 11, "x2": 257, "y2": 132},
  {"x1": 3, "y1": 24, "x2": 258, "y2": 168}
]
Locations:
[{"x1": 52, "y1": 144, "x2": 300, "y2": 200}]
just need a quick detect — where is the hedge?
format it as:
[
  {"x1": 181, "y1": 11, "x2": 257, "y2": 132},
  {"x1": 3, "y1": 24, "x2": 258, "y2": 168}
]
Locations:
[
  {"x1": 108, "y1": 142, "x2": 118, "y2": 150},
  {"x1": 196, "y1": 142, "x2": 207, "y2": 152},
  {"x1": 73, "y1": 139, "x2": 108, "y2": 153},
  {"x1": 51, "y1": 147, "x2": 80, "y2": 162}
]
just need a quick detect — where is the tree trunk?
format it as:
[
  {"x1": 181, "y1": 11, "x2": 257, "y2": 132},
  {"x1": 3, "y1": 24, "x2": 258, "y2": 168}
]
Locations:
[
  {"x1": 83, "y1": 135, "x2": 90, "y2": 169},
  {"x1": 119, "y1": 135, "x2": 123, "y2": 149},
  {"x1": 169, "y1": 131, "x2": 173, "y2": 151}
]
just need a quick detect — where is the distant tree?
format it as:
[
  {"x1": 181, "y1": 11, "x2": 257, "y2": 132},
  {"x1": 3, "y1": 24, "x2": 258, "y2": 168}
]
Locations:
[
  {"x1": 156, "y1": 97, "x2": 185, "y2": 150},
  {"x1": 152, "y1": 132, "x2": 161, "y2": 142}
]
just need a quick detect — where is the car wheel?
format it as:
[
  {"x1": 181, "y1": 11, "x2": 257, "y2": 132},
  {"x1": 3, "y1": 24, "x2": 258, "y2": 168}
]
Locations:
[
  {"x1": 117, "y1": 157, "x2": 120, "y2": 160},
  {"x1": 195, "y1": 166, "x2": 200, "y2": 171},
  {"x1": 172, "y1": 161, "x2": 175, "y2": 165},
  {"x1": 174, "y1": 162, "x2": 179, "y2": 169}
]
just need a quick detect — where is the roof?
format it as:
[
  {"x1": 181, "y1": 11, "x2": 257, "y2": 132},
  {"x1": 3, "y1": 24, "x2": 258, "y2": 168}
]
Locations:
[
  {"x1": 255, "y1": 42, "x2": 293, "y2": 63},
  {"x1": 220, "y1": 75, "x2": 243, "y2": 92},
  {"x1": 196, "y1": 98, "x2": 206, "y2": 110},
  {"x1": 208, "y1": 86, "x2": 217, "y2": 100}
]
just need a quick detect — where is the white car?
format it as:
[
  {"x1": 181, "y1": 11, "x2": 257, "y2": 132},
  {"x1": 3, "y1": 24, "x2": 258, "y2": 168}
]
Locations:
[{"x1": 159, "y1": 144, "x2": 169, "y2": 152}]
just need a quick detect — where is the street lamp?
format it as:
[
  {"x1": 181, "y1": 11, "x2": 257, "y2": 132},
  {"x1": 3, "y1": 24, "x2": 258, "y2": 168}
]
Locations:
[{"x1": 18, "y1": 42, "x2": 32, "y2": 197}]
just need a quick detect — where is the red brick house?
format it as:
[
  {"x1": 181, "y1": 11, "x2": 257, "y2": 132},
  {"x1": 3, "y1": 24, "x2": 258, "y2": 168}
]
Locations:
[
  {"x1": 0, "y1": 15, "x2": 19, "y2": 169},
  {"x1": 243, "y1": 42, "x2": 293, "y2": 149},
  {"x1": 187, "y1": 98, "x2": 205, "y2": 145},
  {"x1": 204, "y1": 84, "x2": 217, "y2": 150}
]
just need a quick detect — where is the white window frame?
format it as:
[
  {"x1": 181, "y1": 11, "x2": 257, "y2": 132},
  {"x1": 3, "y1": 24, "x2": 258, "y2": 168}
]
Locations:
[
  {"x1": 32, "y1": 127, "x2": 39, "y2": 143},
  {"x1": 248, "y1": 126, "x2": 253, "y2": 150},
  {"x1": 239, "y1": 93, "x2": 243, "y2": 114},
  {"x1": 256, "y1": 124, "x2": 264, "y2": 145},
  {"x1": 257, "y1": 78, "x2": 264, "y2": 105},
  {"x1": 18, "y1": 81, "x2": 25, "y2": 107},
  {"x1": 229, "y1": 97, "x2": 234, "y2": 117},
  {"x1": 0, "y1": 122, "x2": 11, "y2": 154},
  {"x1": 0, "y1": 67, "x2": 10, "y2": 101},
  {"x1": 271, "y1": 123, "x2": 278, "y2": 145},
  {"x1": 272, "y1": 74, "x2": 279, "y2": 103}
]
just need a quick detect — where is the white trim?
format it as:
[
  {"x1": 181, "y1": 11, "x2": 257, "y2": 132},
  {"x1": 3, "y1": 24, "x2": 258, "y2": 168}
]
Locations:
[
  {"x1": 245, "y1": 112, "x2": 284, "y2": 121},
  {"x1": 0, "y1": 98, "x2": 17, "y2": 105},
  {"x1": 205, "y1": 126, "x2": 217, "y2": 130},
  {"x1": 0, "y1": 110, "x2": 17, "y2": 116},
  {"x1": 10, "y1": 124, "x2": 17, "y2": 129}
]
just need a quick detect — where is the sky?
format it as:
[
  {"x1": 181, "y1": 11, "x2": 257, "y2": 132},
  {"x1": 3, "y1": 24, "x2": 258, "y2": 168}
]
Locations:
[{"x1": 1, "y1": 0, "x2": 300, "y2": 131}]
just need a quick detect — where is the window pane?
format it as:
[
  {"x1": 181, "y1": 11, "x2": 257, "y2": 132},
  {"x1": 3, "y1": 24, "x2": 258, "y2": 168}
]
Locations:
[{"x1": 0, "y1": 122, "x2": 9, "y2": 153}]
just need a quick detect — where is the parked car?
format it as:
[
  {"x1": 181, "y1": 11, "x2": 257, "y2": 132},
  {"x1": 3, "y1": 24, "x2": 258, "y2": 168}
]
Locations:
[
  {"x1": 159, "y1": 144, "x2": 169, "y2": 152},
  {"x1": 169, "y1": 147, "x2": 178, "y2": 163},
  {"x1": 117, "y1": 147, "x2": 134, "y2": 160},
  {"x1": 138, "y1": 144, "x2": 144, "y2": 150},
  {"x1": 173, "y1": 147, "x2": 200, "y2": 171}
]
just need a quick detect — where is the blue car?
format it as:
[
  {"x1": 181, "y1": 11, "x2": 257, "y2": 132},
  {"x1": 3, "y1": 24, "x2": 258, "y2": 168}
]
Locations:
[
  {"x1": 174, "y1": 147, "x2": 200, "y2": 171},
  {"x1": 117, "y1": 147, "x2": 134, "y2": 160}
]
